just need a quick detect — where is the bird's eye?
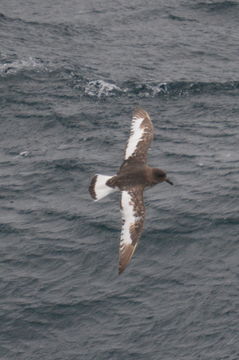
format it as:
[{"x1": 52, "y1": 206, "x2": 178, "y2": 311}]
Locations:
[{"x1": 156, "y1": 171, "x2": 166, "y2": 179}]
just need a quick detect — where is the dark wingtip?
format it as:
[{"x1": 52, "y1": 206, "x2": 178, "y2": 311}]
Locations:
[
  {"x1": 133, "y1": 107, "x2": 150, "y2": 120},
  {"x1": 118, "y1": 261, "x2": 125, "y2": 275},
  {"x1": 89, "y1": 175, "x2": 97, "y2": 200}
]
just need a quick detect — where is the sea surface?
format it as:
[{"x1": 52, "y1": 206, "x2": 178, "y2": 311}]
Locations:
[{"x1": 0, "y1": 0, "x2": 239, "y2": 359}]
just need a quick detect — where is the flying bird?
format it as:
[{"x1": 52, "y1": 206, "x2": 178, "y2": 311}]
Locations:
[{"x1": 89, "y1": 108, "x2": 173, "y2": 274}]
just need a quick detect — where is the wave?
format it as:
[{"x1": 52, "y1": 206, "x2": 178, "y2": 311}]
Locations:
[
  {"x1": 0, "y1": 12, "x2": 91, "y2": 38},
  {"x1": 84, "y1": 80, "x2": 123, "y2": 98},
  {"x1": 77, "y1": 78, "x2": 239, "y2": 99},
  {"x1": 192, "y1": 1, "x2": 238, "y2": 12},
  {"x1": 0, "y1": 57, "x2": 48, "y2": 75},
  {"x1": 1, "y1": 55, "x2": 238, "y2": 98}
]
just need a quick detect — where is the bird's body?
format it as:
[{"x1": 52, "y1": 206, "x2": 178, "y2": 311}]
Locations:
[
  {"x1": 107, "y1": 164, "x2": 156, "y2": 190},
  {"x1": 89, "y1": 108, "x2": 173, "y2": 274}
]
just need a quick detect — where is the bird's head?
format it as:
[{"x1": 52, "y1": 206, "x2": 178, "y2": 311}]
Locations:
[{"x1": 153, "y1": 168, "x2": 173, "y2": 185}]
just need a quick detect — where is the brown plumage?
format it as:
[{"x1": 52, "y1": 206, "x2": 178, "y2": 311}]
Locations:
[{"x1": 89, "y1": 108, "x2": 173, "y2": 274}]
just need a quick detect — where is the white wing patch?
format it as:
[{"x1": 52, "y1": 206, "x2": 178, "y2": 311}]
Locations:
[
  {"x1": 120, "y1": 191, "x2": 140, "y2": 246},
  {"x1": 125, "y1": 114, "x2": 145, "y2": 160},
  {"x1": 119, "y1": 189, "x2": 145, "y2": 274}
]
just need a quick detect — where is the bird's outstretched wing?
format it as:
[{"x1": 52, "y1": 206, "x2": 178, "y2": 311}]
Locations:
[
  {"x1": 119, "y1": 187, "x2": 145, "y2": 274},
  {"x1": 123, "y1": 108, "x2": 154, "y2": 166}
]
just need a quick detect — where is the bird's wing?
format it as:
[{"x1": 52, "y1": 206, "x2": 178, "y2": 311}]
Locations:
[
  {"x1": 122, "y1": 108, "x2": 154, "y2": 166},
  {"x1": 119, "y1": 187, "x2": 145, "y2": 274}
]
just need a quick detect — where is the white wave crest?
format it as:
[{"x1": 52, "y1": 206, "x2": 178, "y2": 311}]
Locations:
[
  {"x1": 84, "y1": 80, "x2": 123, "y2": 98},
  {"x1": 0, "y1": 57, "x2": 46, "y2": 75}
]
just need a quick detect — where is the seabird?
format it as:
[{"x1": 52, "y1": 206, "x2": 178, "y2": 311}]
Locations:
[{"x1": 89, "y1": 108, "x2": 173, "y2": 274}]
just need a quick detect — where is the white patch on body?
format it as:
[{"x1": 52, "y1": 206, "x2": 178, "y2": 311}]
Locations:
[
  {"x1": 94, "y1": 174, "x2": 116, "y2": 201},
  {"x1": 125, "y1": 115, "x2": 144, "y2": 160}
]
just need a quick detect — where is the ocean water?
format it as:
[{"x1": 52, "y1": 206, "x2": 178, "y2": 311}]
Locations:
[{"x1": 0, "y1": 0, "x2": 239, "y2": 359}]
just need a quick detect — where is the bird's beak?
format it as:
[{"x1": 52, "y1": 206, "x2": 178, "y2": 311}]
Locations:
[{"x1": 165, "y1": 177, "x2": 173, "y2": 185}]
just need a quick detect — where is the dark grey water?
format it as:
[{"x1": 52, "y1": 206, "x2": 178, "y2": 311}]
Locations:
[{"x1": 0, "y1": 1, "x2": 239, "y2": 359}]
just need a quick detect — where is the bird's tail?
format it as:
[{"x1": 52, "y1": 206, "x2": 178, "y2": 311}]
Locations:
[{"x1": 89, "y1": 174, "x2": 116, "y2": 201}]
